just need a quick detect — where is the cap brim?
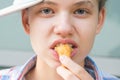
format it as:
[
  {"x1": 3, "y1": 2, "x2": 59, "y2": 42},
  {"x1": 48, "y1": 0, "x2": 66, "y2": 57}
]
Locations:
[{"x1": 0, "y1": 0, "x2": 42, "y2": 17}]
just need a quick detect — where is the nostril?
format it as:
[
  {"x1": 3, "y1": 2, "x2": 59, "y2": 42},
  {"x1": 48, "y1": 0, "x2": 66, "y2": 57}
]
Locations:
[{"x1": 53, "y1": 26, "x2": 74, "y2": 37}]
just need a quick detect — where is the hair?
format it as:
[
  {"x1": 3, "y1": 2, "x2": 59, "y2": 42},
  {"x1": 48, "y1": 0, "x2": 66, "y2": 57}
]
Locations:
[{"x1": 98, "y1": 0, "x2": 107, "y2": 11}]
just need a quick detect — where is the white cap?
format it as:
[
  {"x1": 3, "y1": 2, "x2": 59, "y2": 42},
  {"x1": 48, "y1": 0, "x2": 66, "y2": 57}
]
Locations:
[{"x1": 0, "y1": 0, "x2": 43, "y2": 16}]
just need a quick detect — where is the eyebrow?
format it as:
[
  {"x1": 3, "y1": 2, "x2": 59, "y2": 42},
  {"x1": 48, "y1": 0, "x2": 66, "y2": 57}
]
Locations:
[
  {"x1": 36, "y1": 0, "x2": 94, "y2": 8},
  {"x1": 73, "y1": 1, "x2": 94, "y2": 8},
  {"x1": 38, "y1": 1, "x2": 57, "y2": 6}
]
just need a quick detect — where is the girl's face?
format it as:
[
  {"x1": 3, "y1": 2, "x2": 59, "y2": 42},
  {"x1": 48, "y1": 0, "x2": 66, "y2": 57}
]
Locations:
[{"x1": 22, "y1": 0, "x2": 105, "y2": 68}]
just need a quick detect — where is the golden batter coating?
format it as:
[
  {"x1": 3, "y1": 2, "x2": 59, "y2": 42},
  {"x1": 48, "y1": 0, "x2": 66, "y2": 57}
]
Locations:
[{"x1": 55, "y1": 44, "x2": 73, "y2": 57}]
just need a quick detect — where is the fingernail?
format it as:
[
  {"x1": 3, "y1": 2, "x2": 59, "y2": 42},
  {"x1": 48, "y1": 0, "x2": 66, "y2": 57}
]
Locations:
[{"x1": 60, "y1": 55, "x2": 66, "y2": 62}]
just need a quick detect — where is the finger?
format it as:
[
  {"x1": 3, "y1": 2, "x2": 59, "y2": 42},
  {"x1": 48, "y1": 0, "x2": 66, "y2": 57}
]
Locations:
[
  {"x1": 60, "y1": 56, "x2": 94, "y2": 80},
  {"x1": 57, "y1": 66, "x2": 80, "y2": 80}
]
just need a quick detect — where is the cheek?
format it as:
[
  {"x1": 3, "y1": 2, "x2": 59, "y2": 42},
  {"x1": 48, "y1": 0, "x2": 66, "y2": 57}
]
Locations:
[
  {"x1": 29, "y1": 19, "x2": 52, "y2": 54},
  {"x1": 74, "y1": 18, "x2": 98, "y2": 53},
  {"x1": 74, "y1": 18, "x2": 98, "y2": 39}
]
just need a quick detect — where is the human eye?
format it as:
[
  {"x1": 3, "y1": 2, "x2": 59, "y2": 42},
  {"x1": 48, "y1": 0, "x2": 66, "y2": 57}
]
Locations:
[
  {"x1": 73, "y1": 8, "x2": 90, "y2": 18},
  {"x1": 39, "y1": 7, "x2": 55, "y2": 17}
]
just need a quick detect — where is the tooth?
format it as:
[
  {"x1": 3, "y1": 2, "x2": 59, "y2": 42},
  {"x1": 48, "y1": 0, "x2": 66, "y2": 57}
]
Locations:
[{"x1": 68, "y1": 44, "x2": 73, "y2": 47}]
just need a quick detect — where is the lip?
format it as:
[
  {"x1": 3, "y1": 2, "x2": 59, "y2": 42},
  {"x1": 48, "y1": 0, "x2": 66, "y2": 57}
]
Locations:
[
  {"x1": 50, "y1": 39, "x2": 78, "y2": 59},
  {"x1": 50, "y1": 39, "x2": 78, "y2": 49}
]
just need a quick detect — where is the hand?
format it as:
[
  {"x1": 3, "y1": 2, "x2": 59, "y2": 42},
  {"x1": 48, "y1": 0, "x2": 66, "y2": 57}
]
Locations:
[{"x1": 56, "y1": 56, "x2": 94, "y2": 80}]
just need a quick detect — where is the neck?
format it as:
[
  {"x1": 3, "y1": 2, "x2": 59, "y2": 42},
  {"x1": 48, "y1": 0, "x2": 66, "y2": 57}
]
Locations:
[{"x1": 25, "y1": 56, "x2": 85, "y2": 80}]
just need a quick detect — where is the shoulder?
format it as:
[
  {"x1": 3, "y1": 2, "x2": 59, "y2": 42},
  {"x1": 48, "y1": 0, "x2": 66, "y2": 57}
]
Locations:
[
  {"x1": 0, "y1": 66, "x2": 21, "y2": 80},
  {"x1": 86, "y1": 57, "x2": 120, "y2": 80}
]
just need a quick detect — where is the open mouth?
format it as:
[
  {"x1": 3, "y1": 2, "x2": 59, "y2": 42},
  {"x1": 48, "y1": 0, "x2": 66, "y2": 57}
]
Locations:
[
  {"x1": 50, "y1": 39, "x2": 78, "y2": 50},
  {"x1": 54, "y1": 43, "x2": 76, "y2": 49},
  {"x1": 50, "y1": 39, "x2": 78, "y2": 58}
]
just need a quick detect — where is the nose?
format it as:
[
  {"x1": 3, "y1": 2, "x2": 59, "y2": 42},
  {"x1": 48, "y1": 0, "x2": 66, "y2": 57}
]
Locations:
[{"x1": 54, "y1": 12, "x2": 74, "y2": 37}]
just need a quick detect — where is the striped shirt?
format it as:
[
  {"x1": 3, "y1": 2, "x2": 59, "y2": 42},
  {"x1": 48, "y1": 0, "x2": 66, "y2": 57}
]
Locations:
[{"x1": 0, "y1": 55, "x2": 119, "y2": 80}]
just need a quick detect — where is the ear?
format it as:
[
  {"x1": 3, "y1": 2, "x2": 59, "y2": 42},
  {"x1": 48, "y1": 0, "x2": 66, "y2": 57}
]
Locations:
[
  {"x1": 21, "y1": 9, "x2": 30, "y2": 35},
  {"x1": 96, "y1": 7, "x2": 106, "y2": 34}
]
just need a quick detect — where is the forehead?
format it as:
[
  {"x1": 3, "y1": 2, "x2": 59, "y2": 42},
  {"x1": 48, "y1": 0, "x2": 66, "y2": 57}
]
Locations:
[
  {"x1": 44, "y1": 0, "x2": 98, "y2": 5},
  {"x1": 32, "y1": 0, "x2": 98, "y2": 8}
]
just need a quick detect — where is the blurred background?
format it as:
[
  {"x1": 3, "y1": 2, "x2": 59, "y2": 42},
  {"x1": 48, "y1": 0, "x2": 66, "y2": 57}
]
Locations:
[{"x1": 0, "y1": 0, "x2": 120, "y2": 78}]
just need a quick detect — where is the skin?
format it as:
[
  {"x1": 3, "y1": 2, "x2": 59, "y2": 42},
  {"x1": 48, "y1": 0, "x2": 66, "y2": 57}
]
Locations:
[{"x1": 22, "y1": 0, "x2": 105, "y2": 80}]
